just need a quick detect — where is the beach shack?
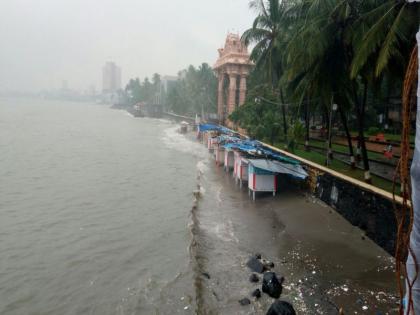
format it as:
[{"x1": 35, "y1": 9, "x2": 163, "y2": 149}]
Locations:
[
  {"x1": 234, "y1": 151, "x2": 249, "y2": 188},
  {"x1": 224, "y1": 147, "x2": 235, "y2": 171},
  {"x1": 198, "y1": 124, "x2": 223, "y2": 152},
  {"x1": 201, "y1": 129, "x2": 208, "y2": 144},
  {"x1": 214, "y1": 143, "x2": 225, "y2": 166},
  {"x1": 180, "y1": 121, "x2": 188, "y2": 134},
  {"x1": 248, "y1": 159, "x2": 308, "y2": 200},
  {"x1": 208, "y1": 136, "x2": 218, "y2": 152}
]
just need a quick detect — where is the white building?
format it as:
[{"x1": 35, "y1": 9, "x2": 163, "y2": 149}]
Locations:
[
  {"x1": 102, "y1": 62, "x2": 121, "y2": 93},
  {"x1": 161, "y1": 75, "x2": 177, "y2": 94}
]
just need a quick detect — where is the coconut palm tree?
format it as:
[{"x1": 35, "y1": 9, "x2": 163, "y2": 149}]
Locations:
[
  {"x1": 351, "y1": 0, "x2": 420, "y2": 79},
  {"x1": 242, "y1": 0, "x2": 295, "y2": 146},
  {"x1": 284, "y1": 0, "x2": 360, "y2": 169}
]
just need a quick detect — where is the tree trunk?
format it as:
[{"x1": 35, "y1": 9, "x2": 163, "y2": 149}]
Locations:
[
  {"x1": 279, "y1": 89, "x2": 288, "y2": 148},
  {"x1": 305, "y1": 99, "x2": 310, "y2": 151},
  {"x1": 338, "y1": 104, "x2": 355, "y2": 168},
  {"x1": 328, "y1": 104, "x2": 334, "y2": 161},
  {"x1": 356, "y1": 139, "x2": 361, "y2": 162},
  {"x1": 323, "y1": 106, "x2": 330, "y2": 165},
  {"x1": 353, "y1": 81, "x2": 371, "y2": 183}
]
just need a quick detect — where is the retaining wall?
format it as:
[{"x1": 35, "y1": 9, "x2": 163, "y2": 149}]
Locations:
[
  {"x1": 314, "y1": 170, "x2": 397, "y2": 254},
  {"x1": 262, "y1": 143, "x2": 402, "y2": 255}
]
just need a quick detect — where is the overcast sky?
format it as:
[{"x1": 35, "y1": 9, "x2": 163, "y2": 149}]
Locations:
[{"x1": 0, "y1": 0, "x2": 255, "y2": 92}]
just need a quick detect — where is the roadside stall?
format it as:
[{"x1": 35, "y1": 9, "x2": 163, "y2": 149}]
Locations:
[
  {"x1": 234, "y1": 151, "x2": 249, "y2": 188},
  {"x1": 224, "y1": 147, "x2": 235, "y2": 171},
  {"x1": 248, "y1": 159, "x2": 308, "y2": 200}
]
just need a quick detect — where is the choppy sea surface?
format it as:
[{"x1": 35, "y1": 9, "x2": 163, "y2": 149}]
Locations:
[{"x1": 0, "y1": 98, "x2": 397, "y2": 314}]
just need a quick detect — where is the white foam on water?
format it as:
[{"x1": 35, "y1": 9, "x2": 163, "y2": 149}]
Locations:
[
  {"x1": 215, "y1": 186, "x2": 223, "y2": 204},
  {"x1": 155, "y1": 118, "x2": 172, "y2": 124},
  {"x1": 161, "y1": 126, "x2": 205, "y2": 158},
  {"x1": 196, "y1": 160, "x2": 209, "y2": 174},
  {"x1": 208, "y1": 220, "x2": 239, "y2": 243}
]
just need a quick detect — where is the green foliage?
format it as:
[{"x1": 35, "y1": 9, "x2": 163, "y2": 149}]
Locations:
[
  {"x1": 367, "y1": 126, "x2": 380, "y2": 136},
  {"x1": 351, "y1": 1, "x2": 419, "y2": 78},
  {"x1": 229, "y1": 84, "x2": 283, "y2": 144},
  {"x1": 124, "y1": 75, "x2": 161, "y2": 105},
  {"x1": 287, "y1": 120, "x2": 304, "y2": 153},
  {"x1": 165, "y1": 63, "x2": 217, "y2": 116},
  {"x1": 123, "y1": 63, "x2": 217, "y2": 116},
  {"x1": 237, "y1": 0, "x2": 418, "y2": 181}
]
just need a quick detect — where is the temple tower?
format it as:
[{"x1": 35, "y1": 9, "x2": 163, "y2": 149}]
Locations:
[{"x1": 214, "y1": 33, "x2": 252, "y2": 126}]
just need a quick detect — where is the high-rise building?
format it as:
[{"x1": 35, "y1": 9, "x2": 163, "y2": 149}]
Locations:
[
  {"x1": 161, "y1": 75, "x2": 178, "y2": 94},
  {"x1": 102, "y1": 62, "x2": 121, "y2": 93}
]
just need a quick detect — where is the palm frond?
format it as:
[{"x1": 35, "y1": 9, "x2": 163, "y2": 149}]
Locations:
[
  {"x1": 350, "y1": 1, "x2": 399, "y2": 78},
  {"x1": 375, "y1": 4, "x2": 411, "y2": 76}
]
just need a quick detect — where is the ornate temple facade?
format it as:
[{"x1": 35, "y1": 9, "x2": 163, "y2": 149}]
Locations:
[{"x1": 214, "y1": 33, "x2": 252, "y2": 125}]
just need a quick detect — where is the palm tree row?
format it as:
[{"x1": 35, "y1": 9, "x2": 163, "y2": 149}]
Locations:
[{"x1": 233, "y1": 0, "x2": 419, "y2": 183}]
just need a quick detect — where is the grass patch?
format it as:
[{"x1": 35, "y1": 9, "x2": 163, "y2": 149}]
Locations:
[
  {"x1": 304, "y1": 139, "x2": 393, "y2": 162},
  {"x1": 292, "y1": 147, "x2": 396, "y2": 193},
  {"x1": 349, "y1": 131, "x2": 414, "y2": 143}
]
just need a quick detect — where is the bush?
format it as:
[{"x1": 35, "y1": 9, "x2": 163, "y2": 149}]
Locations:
[{"x1": 367, "y1": 126, "x2": 380, "y2": 136}]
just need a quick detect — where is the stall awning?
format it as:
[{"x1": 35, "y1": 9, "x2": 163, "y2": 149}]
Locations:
[{"x1": 249, "y1": 159, "x2": 308, "y2": 180}]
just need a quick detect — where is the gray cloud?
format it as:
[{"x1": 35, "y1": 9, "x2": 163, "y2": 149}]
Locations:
[{"x1": 0, "y1": 0, "x2": 254, "y2": 92}]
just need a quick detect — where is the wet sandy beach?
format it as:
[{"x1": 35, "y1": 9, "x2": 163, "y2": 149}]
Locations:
[{"x1": 192, "y1": 142, "x2": 398, "y2": 314}]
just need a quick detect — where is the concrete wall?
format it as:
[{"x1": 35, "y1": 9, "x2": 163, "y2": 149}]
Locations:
[
  {"x1": 261, "y1": 143, "x2": 402, "y2": 256},
  {"x1": 313, "y1": 171, "x2": 397, "y2": 254}
]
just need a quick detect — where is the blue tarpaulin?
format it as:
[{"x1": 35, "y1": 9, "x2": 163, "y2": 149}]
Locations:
[
  {"x1": 199, "y1": 123, "x2": 304, "y2": 176},
  {"x1": 248, "y1": 159, "x2": 308, "y2": 179},
  {"x1": 198, "y1": 123, "x2": 235, "y2": 135},
  {"x1": 198, "y1": 123, "x2": 220, "y2": 132}
]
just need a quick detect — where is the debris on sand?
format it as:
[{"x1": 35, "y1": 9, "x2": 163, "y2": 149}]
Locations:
[
  {"x1": 247, "y1": 256, "x2": 265, "y2": 273},
  {"x1": 266, "y1": 300, "x2": 296, "y2": 315},
  {"x1": 252, "y1": 288, "x2": 262, "y2": 299},
  {"x1": 239, "y1": 297, "x2": 251, "y2": 306},
  {"x1": 262, "y1": 272, "x2": 284, "y2": 299},
  {"x1": 249, "y1": 273, "x2": 260, "y2": 283}
]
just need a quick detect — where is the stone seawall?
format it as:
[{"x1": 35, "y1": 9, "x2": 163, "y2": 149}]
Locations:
[
  {"x1": 262, "y1": 143, "x2": 401, "y2": 256},
  {"x1": 312, "y1": 170, "x2": 397, "y2": 254}
]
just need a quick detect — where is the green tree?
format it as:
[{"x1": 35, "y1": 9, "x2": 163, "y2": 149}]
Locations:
[
  {"x1": 165, "y1": 63, "x2": 217, "y2": 116},
  {"x1": 125, "y1": 78, "x2": 142, "y2": 104},
  {"x1": 242, "y1": 0, "x2": 293, "y2": 144},
  {"x1": 230, "y1": 84, "x2": 282, "y2": 145}
]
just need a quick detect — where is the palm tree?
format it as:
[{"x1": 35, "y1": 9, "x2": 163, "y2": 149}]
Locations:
[
  {"x1": 242, "y1": 0, "x2": 293, "y2": 146},
  {"x1": 349, "y1": 1, "x2": 419, "y2": 182},
  {"x1": 351, "y1": 0, "x2": 419, "y2": 79},
  {"x1": 284, "y1": 0, "x2": 359, "y2": 169}
]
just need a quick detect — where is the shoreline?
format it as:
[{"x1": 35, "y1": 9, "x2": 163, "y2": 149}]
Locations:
[{"x1": 187, "y1": 127, "x2": 397, "y2": 314}]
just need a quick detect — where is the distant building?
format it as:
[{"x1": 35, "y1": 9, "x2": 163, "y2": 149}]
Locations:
[
  {"x1": 159, "y1": 75, "x2": 178, "y2": 109},
  {"x1": 102, "y1": 62, "x2": 121, "y2": 93},
  {"x1": 161, "y1": 75, "x2": 178, "y2": 94}
]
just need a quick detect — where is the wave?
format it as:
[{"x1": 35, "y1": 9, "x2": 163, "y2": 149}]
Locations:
[
  {"x1": 188, "y1": 159, "x2": 206, "y2": 313},
  {"x1": 161, "y1": 126, "x2": 205, "y2": 159}
]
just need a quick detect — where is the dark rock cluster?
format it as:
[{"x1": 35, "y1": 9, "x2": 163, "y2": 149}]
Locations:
[
  {"x1": 262, "y1": 272, "x2": 283, "y2": 299},
  {"x1": 239, "y1": 253, "x2": 296, "y2": 315}
]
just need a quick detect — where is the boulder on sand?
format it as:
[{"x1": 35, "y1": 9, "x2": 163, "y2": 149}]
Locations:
[
  {"x1": 262, "y1": 272, "x2": 283, "y2": 299},
  {"x1": 267, "y1": 260, "x2": 275, "y2": 268},
  {"x1": 239, "y1": 298, "x2": 251, "y2": 306},
  {"x1": 266, "y1": 300, "x2": 296, "y2": 315},
  {"x1": 262, "y1": 259, "x2": 275, "y2": 270},
  {"x1": 252, "y1": 288, "x2": 262, "y2": 299},
  {"x1": 249, "y1": 273, "x2": 259, "y2": 283},
  {"x1": 246, "y1": 256, "x2": 265, "y2": 273}
]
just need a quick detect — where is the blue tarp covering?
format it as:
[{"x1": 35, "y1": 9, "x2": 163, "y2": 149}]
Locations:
[
  {"x1": 198, "y1": 123, "x2": 220, "y2": 132},
  {"x1": 198, "y1": 123, "x2": 234, "y2": 135},
  {"x1": 199, "y1": 123, "x2": 304, "y2": 177},
  {"x1": 248, "y1": 159, "x2": 308, "y2": 179}
]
